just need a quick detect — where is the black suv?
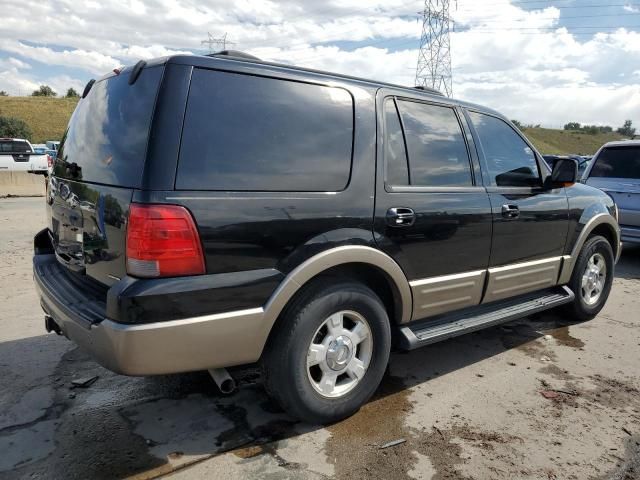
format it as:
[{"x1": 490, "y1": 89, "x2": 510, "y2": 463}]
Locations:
[{"x1": 33, "y1": 53, "x2": 621, "y2": 423}]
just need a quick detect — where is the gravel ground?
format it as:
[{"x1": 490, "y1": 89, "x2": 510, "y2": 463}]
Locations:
[{"x1": 0, "y1": 196, "x2": 639, "y2": 480}]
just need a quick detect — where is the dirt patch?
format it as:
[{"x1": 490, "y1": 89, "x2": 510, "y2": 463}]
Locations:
[
  {"x1": 584, "y1": 375, "x2": 640, "y2": 412},
  {"x1": 539, "y1": 364, "x2": 576, "y2": 381}
]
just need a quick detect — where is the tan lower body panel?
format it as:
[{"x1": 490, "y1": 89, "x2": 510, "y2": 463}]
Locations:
[
  {"x1": 482, "y1": 257, "x2": 562, "y2": 303},
  {"x1": 410, "y1": 270, "x2": 486, "y2": 320}
]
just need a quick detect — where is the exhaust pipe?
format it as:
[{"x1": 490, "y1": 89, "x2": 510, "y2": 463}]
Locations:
[{"x1": 208, "y1": 368, "x2": 237, "y2": 394}]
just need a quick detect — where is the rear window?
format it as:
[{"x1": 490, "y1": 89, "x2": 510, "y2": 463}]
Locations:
[
  {"x1": 590, "y1": 146, "x2": 640, "y2": 179},
  {"x1": 54, "y1": 66, "x2": 163, "y2": 188},
  {"x1": 176, "y1": 69, "x2": 354, "y2": 191},
  {"x1": 0, "y1": 141, "x2": 32, "y2": 153}
]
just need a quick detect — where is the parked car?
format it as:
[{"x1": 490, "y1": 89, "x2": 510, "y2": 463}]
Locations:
[
  {"x1": 45, "y1": 140, "x2": 60, "y2": 152},
  {"x1": 543, "y1": 154, "x2": 591, "y2": 177},
  {"x1": 0, "y1": 138, "x2": 49, "y2": 174},
  {"x1": 583, "y1": 140, "x2": 640, "y2": 246},
  {"x1": 33, "y1": 53, "x2": 621, "y2": 423}
]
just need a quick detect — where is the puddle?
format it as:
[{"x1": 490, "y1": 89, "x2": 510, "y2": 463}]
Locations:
[{"x1": 546, "y1": 326, "x2": 585, "y2": 349}]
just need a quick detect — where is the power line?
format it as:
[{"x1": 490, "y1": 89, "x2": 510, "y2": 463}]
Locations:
[{"x1": 415, "y1": 0, "x2": 453, "y2": 96}]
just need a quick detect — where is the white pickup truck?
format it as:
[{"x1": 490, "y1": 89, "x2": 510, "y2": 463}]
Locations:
[{"x1": 0, "y1": 138, "x2": 49, "y2": 174}]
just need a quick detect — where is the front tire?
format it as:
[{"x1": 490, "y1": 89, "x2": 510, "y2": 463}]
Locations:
[
  {"x1": 262, "y1": 280, "x2": 391, "y2": 424},
  {"x1": 564, "y1": 235, "x2": 614, "y2": 321}
]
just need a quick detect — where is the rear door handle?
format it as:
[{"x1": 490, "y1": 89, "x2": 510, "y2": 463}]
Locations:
[
  {"x1": 501, "y1": 204, "x2": 520, "y2": 219},
  {"x1": 386, "y1": 207, "x2": 415, "y2": 227}
]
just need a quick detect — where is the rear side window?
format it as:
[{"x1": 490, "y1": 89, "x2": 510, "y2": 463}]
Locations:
[
  {"x1": 394, "y1": 100, "x2": 472, "y2": 187},
  {"x1": 469, "y1": 111, "x2": 540, "y2": 187},
  {"x1": 0, "y1": 141, "x2": 32, "y2": 153},
  {"x1": 55, "y1": 66, "x2": 163, "y2": 188},
  {"x1": 590, "y1": 146, "x2": 640, "y2": 179},
  {"x1": 176, "y1": 69, "x2": 354, "y2": 191}
]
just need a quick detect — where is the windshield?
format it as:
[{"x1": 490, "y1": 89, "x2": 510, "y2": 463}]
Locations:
[
  {"x1": 0, "y1": 141, "x2": 32, "y2": 154},
  {"x1": 54, "y1": 65, "x2": 163, "y2": 188},
  {"x1": 590, "y1": 146, "x2": 640, "y2": 179}
]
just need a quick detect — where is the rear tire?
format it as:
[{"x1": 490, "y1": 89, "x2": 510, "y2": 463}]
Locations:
[
  {"x1": 262, "y1": 280, "x2": 391, "y2": 424},
  {"x1": 563, "y1": 235, "x2": 614, "y2": 322}
]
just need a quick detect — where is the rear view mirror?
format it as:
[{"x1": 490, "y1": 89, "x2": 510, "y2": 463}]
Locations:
[{"x1": 550, "y1": 158, "x2": 578, "y2": 187}]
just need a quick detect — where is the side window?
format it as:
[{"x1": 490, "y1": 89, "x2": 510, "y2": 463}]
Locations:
[
  {"x1": 396, "y1": 100, "x2": 472, "y2": 187},
  {"x1": 176, "y1": 69, "x2": 353, "y2": 191},
  {"x1": 384, "y1": 99, "x2": 409, "y2": 186},
  {"x1": 468, "y1": 111, "x2": 541, "y2": 187}
]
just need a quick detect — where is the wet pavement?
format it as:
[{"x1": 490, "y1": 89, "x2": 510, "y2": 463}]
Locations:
[{"x1": 1, "y1": 197, "x2": 639, "y2": 480}]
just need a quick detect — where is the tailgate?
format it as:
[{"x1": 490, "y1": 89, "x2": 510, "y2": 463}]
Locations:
[{"x1": 47, "y1": 177, "x2": 132, "y2": 286}]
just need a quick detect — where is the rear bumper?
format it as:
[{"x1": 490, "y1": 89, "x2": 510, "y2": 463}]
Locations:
[{"x1": 34, "y1": 252, "x2": 270, "y2": 375}]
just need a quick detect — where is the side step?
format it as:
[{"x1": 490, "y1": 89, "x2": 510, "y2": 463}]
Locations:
[{"x1": 397, "y1": 286, "x2": 575, "y2": 350}]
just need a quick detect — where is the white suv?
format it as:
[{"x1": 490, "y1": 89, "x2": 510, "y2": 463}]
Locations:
[{"x1": 0, "y1": 138, "x2": 49, "y2": 174}]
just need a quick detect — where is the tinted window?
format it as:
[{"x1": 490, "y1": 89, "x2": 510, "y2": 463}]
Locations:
[
  {"x1": 55, "y1": 66, "x2": 163, "y2": 188},
  {"x1": 384, "y1": 99, "x2": 409, "y2": 186},
  {"x1": 0, "y1": 141, "x2": 32, "y2": 153},
  {"x1": 177, "y1": 69, "x2": 353, "y2": 191},
  {"x1": 469, "y1": 112, "x2": 540, "y2": 187},
  {"x1": 590, "y1": 146, "x2": 640, "y2": 179},
  {"x1": 396, "y1": 100, "x2": 471, "y2": 187}
]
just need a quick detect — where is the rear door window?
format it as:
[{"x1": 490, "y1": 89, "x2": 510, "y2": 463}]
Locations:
[
  {"x1": 0, "y1": 141, "x2": 32, "y2": 153},
  {"x1": 391, "y1": 99, "x2": 472, "y2": 187},
  {"x1": 590, "y1": 146, "x2": 640, "y2": 179},
  {"x1": 55, "y1": 66, "x2": 163, "y2": 188},
  {"x1": 176, "y1": 69, "x2": 354, "y2": 192},
  {"x1": 468, "y1": 111, "x2": 541, "y2": 188}
]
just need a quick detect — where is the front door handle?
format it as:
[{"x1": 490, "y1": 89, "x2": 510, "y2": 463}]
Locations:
[
  {"x1": 501, "y1": 204, "x2": 520, "y2": 219},
  {"x1": 386, "y1": 207, "x2": 415, "y2": 227}
]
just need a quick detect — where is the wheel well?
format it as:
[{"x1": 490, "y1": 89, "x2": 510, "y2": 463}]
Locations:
[
  {"x1": 315, "y1": 263, "x2": 401, "y2": 323},
  {"x1": 589, "y1": 224, "x2": 618, "y2": 256}
]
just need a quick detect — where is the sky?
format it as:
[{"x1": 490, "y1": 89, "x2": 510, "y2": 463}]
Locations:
[{"x1": 0, "y1": 0, "x2": 639, "y2": 128}]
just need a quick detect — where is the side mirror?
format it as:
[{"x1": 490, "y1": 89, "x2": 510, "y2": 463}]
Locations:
[{"x1": 549, "y1": 158, "x2": 578, "y2": 188}]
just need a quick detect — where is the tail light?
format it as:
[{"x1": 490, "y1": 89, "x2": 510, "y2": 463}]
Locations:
[
  {"x1": 126, "y1": 204, "x2": 205, "y2": 278},
  {"x1": 47, "y1": 154, "x2": 53, "y2": 168}
]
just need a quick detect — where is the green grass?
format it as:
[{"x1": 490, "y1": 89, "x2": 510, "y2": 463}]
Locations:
[
  {"x1": 0, "y1": 96, "x2": 628, "y2": 155},
  {"x1": 521, "y1": 127, "x2": 625, "y2": 156},
  {"x1": 0, "y1": 97, "x2": 78, "y2": 144}
]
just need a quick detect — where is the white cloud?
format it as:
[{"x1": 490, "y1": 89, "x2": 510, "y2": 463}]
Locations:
[{"x1": 0, "y1": 0, "x2": 637, "y2": 127}]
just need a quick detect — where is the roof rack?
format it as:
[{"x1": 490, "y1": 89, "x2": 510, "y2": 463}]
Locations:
[
  {"x1": 207, "y1": 50, "x2": 261, "y2": 61},
  {"x1": 413, "y1": 85, "x2": 441, "y2": 95}
]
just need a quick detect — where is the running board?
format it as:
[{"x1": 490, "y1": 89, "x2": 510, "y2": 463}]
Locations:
[{"x1": 397, "y1": 286, "x2": 575, "y2": 350}]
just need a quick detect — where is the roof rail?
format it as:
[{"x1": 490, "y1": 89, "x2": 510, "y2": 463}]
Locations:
[
  {"x1": 413, "y1": 85, "x2": 442, "y2": 95},
  {"x1": 207, "y1": 50, "x2": 261, "y2": 61}
]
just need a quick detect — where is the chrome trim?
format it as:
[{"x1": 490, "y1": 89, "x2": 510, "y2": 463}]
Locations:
[
  {"x1": 557, "y1": 213, "x2": 621, "y2": 284},
  {"x1": 410, "y1": 270, "x2": 486, "y2": 320},
  {"x1": 483, "y1": 257, "x2": 562, "y2": 303}
]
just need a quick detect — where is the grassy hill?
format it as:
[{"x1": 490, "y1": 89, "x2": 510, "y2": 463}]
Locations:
[
  {"x1": 0, "y1": 97, "x2": 78, "y2": 144},
  {"x1": 521, "y1": 127, "x2": 625, "y2": 156},
  {"x1": 0, "y1": 96, "x2": 629, "y2": 155}
]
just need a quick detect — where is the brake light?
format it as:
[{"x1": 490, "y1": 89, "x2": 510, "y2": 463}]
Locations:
[
  {"x1": 126, "y1": 204, "x2": 205, "y2": 278},
  {"x1": 47, "y1": 155, "x2": 53, "y2": 168}
]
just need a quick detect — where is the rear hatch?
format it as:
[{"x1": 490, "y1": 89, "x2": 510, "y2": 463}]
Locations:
[
  {"x1": 0, "y1": 139, "x2": 33, "y2": 167},
  {"x1": 586, "y1": 145, "x2": 640, "y2": 228},
  {"x1": 48, "y1": 64, "x2": 164, "y2": 286}
]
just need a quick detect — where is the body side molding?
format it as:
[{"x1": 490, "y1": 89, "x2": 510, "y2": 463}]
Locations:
[
  {"x1": 483, "y1": 257, "x2": 562, "y2": 303},
  {"x1": 410, "y1": 270, "x2": 486, "y2": 320},
  {"x1": 557, "y1": 213, "x2": 621, "y2": 285}
]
